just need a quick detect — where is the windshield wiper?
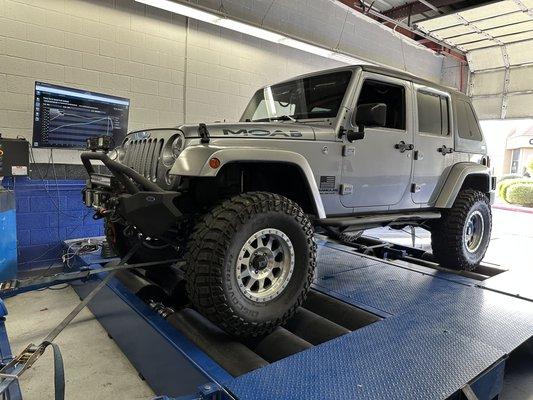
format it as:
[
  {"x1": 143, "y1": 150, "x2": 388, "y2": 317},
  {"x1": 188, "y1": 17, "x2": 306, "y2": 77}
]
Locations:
[
  {"x1": 273, "y1": 115, "x2": 296, "y2": 121},
  {"x1": 253, "y1": 115, "x2": 297, "y2": 122}
]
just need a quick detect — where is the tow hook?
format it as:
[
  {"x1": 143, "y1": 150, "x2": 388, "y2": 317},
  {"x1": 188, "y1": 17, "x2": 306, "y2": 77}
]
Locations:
[{"x1": 92, "y1": 208, "x2": 111, "y2": 220}]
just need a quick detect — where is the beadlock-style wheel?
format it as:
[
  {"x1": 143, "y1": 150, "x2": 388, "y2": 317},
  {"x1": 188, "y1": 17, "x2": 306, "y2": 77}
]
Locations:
[
  {"x1": 464, "y1": 210, "x2": 485, "y2": 253},
  {"x1": 185, "y1": 192, "x2": 316, "y2": 338},
  {"x1": 431, "y1": 189, "x2": 492, "y2": 271},
  {"x1": 236, "y1": 228, "x2": 295, "y2": 303}
]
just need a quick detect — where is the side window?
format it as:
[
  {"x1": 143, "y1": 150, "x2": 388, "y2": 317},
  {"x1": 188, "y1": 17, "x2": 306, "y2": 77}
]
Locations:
[
  {"x1": 456, "y1": 100, "x2": 482, "y2": 141},
  {"x1": 416, "y1": 91, "x2": 449, "y2": 135},
  {"x1": 356, "y1": 79, "x2": 405, "y2": 130}
]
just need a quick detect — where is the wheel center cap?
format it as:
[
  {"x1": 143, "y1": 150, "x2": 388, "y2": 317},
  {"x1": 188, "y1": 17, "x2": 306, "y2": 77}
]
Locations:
[{"x1": 251, "y1": 252, "x2": 269, "y2": 271}]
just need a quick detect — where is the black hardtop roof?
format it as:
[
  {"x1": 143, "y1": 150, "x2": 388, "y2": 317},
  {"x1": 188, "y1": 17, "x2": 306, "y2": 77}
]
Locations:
[{"x1": 273, "y1": 64, "x2": 468, "y2": 100}]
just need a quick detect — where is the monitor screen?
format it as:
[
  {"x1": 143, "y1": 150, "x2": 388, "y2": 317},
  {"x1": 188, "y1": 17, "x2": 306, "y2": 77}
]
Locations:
[{"x1": 32, "y1": 82, "x2": 130, "y2": 149}]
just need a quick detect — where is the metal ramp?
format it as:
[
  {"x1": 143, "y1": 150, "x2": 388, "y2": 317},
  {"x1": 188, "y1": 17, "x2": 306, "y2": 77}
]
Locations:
[
  {"x1": 225, "y1": 242, "x2": 533, "y2": 400},
  {"x1": 10, "y1": 236, "x2": 529, "y2": 400}
]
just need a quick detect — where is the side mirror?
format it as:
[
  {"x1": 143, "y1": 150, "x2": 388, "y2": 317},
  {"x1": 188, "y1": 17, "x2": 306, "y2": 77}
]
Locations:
[
  {"x1": 346, "y1": 129, "x2": 365, "y2": 142},
  {"x1": 355, "y1": 103, "x2": 387, "y2": 128}
]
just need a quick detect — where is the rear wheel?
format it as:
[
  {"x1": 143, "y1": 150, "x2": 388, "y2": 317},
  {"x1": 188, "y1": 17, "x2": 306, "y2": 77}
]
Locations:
[
  {"x1": 185, "y1": 192, "x2": 316, "y2": 338},
  {"x1": 431, "y1": 189, "x2": 492, "y2": 271}
]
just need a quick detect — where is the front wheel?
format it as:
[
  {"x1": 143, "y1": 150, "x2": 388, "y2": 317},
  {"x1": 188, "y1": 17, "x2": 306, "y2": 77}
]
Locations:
[
  {"x1": 185, "y1": 192, "x2": 316, "y2": 338},
  {"x1": 431, "y1": 189, "x2": 492, "y2": 271}
]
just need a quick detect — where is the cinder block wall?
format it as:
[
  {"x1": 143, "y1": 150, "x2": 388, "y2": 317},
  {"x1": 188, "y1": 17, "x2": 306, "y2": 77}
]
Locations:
[
  {"x1": 0, "y1": 0, "x2": 339, "y2": 270},
  {"x1": 5, "y1": 178, "x2": 104, "y2": 272},
  {"x1": 0, "y1": 0, "x2": 340, "y2": 163}
]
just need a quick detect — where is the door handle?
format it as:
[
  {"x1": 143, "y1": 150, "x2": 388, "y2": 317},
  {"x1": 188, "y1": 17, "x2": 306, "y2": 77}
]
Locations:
[
  {"x1": 437, "y1": 145, "x2": 454, "y2": 155},
  {"x1": 394, "y1": 141, "x2": 414, "y2": 153}
]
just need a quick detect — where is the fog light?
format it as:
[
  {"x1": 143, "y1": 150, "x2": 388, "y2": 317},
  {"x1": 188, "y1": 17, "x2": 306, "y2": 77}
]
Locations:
[
  {"x1": 108, "y1": 149, "x2": 118, "y2": 160},
  {"x1": 209, "y1": 158, "x2": 221, "y2": 169}
]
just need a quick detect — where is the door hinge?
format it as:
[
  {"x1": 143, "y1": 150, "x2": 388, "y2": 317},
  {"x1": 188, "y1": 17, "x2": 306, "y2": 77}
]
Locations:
[
  {"x1": 340, "y1": 183, "x2": 353, "y2": 195},
  {"x1": 411, "y1": 183, "x2": 421, "y2": 193}
]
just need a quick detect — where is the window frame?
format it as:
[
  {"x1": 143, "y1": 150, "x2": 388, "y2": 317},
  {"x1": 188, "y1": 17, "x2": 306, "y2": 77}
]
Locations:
[
  {"x1": 352, "y1": 76, "x2": 408, "y2": 134},
  {"x1": 415, "y1": 87, "x2": 452, "y2": 137}
]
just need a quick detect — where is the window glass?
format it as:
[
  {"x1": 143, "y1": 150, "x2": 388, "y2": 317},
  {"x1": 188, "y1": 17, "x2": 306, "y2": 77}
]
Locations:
[
  {"x1": 251, "y1": 100, "x2": 295, "y2": 121},
  {"x1": 356, "y1": 80, "x2": 405, "y2": 130},
  {"x1": 457, "y1": 100, "x2": 482, "y2": 141},
  {"x1": 242, "y1": 71, "x2": 352, "y2": 121},
  {"x1": 417, "y1": 92, "x2": 441, "y2": 135},
  {"x1": 466, "y1": 103, "x2": 482, "y2": 141}
]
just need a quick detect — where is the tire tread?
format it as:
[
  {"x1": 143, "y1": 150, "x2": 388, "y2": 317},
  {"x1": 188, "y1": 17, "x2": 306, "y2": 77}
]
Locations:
[
  {"x1": 431, "y1": 189, "x2": 491, "y2": 271},
  {"x1": 185, "y1": 191, "x2": 316, "y2": 337}
]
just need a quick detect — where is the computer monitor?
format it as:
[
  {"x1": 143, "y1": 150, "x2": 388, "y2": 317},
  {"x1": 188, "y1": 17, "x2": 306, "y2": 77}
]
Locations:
[{"x1": 32, "y1": 82, "x2": 130, "y2": 149}]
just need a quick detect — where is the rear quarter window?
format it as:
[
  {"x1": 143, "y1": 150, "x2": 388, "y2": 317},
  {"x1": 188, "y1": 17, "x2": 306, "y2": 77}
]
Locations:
[
  {"x1": 456, "y1": 100, "x2": 482, "y2": 141},
  {"x1": 416, "y1": 91, "x2": 449, "y2": 136}
]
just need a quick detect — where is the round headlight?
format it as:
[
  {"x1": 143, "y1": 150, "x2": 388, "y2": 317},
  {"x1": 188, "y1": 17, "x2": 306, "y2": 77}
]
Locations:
[
  {"x1": 171, "y1": 135, "x2": 184, "y2": 158},
  {"x1": 162, "y1": 134, "x2": 185, "y2": 167}
]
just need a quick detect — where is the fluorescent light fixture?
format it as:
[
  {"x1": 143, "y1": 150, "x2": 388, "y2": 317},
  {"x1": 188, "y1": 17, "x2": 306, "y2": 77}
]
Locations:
[
  {"x1": 329, "y1": 52, "x2": 360, "y2": 64},
  {"x1": 135, "y1": 0, "x2": 359, "y2": 64},
  {"x1": 217, "y1": 18, "x2": 285, "y2": 43},
  {"x1": 137, "y1": 0, "x2": 220, "y2": 24},
  {"x1": 278, "y1": 37, "x2": 334, "y2": 58}
]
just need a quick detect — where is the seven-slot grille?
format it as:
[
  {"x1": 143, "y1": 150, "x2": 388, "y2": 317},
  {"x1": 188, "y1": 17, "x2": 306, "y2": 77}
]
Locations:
[{"x1": 122, "y1": 138, "x2": 165, "y2": 181}]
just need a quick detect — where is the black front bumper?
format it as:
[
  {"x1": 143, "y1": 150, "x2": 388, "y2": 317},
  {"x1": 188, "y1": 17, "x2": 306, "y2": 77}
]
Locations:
[{"x1": 81, "y1": 151, "x2": 182, "y2": 236}]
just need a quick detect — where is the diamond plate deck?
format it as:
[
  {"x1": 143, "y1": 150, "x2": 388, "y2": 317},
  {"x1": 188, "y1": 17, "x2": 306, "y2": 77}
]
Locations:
[
  {"x1": 224, "y1": 245, "x2": 533, "y2": 400},
  {"x1": 315, "y1": 247, "x2": 470, "y2": 316},
  {"x1": 315, "y1": 245, "x2": 382, "y2": 279}
]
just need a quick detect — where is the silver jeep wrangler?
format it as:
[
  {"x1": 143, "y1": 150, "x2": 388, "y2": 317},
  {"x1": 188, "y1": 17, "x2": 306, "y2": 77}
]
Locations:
[{"x1": 82, "y1": 65, "x2": 495, "y2": 337}]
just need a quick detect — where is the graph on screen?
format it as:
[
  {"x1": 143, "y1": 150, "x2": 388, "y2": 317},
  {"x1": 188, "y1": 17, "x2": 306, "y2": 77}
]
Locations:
[{"x1": 33, "y1": 82, "x2": 130, "y2": 149}]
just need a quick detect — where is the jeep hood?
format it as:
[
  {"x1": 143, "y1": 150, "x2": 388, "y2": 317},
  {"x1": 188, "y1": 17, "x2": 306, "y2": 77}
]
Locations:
[{"x1": 178, "y1": 122, "x2": 316, "y2": 140}]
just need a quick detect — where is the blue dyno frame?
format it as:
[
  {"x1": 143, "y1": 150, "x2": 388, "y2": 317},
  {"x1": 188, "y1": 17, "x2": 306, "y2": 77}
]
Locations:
[
  {"x1": 4, "y1": 238, "x2": 533, "y2": 400},
  {"x1": 0, "y1": 300, "x2": 22, "y2": 400}
]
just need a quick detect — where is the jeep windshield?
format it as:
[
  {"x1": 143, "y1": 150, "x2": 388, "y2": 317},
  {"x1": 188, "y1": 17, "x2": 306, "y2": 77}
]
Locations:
[{"x1": 241, "y1": 70, "x2": 352, "y2": 122}]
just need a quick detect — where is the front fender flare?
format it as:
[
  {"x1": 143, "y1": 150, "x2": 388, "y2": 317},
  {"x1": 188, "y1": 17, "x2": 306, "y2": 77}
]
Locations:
[{"x1": 170, "y1": 145, "x2": 326, "y2": 218}]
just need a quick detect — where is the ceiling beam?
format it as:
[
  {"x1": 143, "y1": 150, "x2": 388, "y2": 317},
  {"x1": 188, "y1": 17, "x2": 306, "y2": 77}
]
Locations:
[
  {"x1": 336, "y1": 0, "x2": 467, "y2": 62},
  {"x1": 382, "y1": 0, "x2": 461, "y2": 20},
  {"x1": 416, "y1": 0, "x2": 441, "y2": 13}
]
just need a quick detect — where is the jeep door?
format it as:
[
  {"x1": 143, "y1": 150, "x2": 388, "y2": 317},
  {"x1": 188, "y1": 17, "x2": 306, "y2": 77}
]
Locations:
[
  {"x1": 411, "y1": 85, "x2": 454, "y2": 205},
  {"x1": 340, "y1": 73, "x2": 414, "y2": 209}
]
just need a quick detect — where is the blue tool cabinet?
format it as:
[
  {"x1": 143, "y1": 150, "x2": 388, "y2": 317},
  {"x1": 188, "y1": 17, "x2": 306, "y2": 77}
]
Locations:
[{"x1": 0, "y1": 189, "x2": 17, "y2": 281}]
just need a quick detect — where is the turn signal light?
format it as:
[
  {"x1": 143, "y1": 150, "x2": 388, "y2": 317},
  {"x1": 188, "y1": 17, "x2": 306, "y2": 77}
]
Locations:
[{"x1": 209, "y1": 158, "x2": 221, "y2": 169}]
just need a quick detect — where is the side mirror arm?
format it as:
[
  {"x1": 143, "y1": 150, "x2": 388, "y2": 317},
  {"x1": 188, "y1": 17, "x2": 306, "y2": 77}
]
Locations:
[{"x1": 339, "y1": 125, "x2": 365, "y2": 142}]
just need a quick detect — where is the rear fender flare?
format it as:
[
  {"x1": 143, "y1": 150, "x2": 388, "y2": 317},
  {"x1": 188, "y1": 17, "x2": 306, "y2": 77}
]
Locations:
[{"x1": 433, "y1": 162, "x2": 491, "y2": 208}]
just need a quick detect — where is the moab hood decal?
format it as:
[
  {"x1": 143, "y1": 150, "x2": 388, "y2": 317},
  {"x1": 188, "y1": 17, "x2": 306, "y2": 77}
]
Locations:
[{"x1": 178, "y1": 122, "x2": 315, "y2": 140}]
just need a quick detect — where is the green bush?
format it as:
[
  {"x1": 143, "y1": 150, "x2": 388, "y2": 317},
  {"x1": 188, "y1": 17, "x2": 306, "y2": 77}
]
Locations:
[
  {"x1": 506, "y1": 183, "x2": 533, "y2": 207},
  {"x1": 497, "y1": 178, "x2": 533, "y2": 200},
  {"x1": 528, "y1": 158, "x2": 533, "y2": 174}
]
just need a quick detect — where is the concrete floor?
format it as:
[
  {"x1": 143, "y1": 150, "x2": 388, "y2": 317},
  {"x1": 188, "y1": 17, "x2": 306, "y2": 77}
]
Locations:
[
  {"x1": 368, "y1": 208, "x2": 533, "y2": 273},
  {"x1": 3, "y1": 208, "x2": 532, "y2": 399},
  {"x1": 4, "y1": 286, "x2": 154, "y2": 399}
]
